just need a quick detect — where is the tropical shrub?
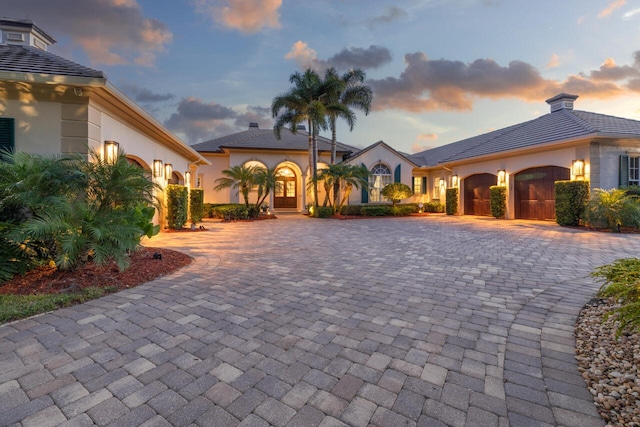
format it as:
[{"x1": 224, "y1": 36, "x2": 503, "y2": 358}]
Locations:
[
  {"x1": 445, "y1": 188, "x2": 458, "y2": 215},
  {"x1": 423, "y1": 202, "x2": 445, "y2": 213},
  {"x1": 381, "y1": 183, "x2": 412, "y2": 207},
  {"x1": 0, "y1": 150, "x2": 158, "y2": 275},
  {"x1": 490, "y1": 186, "x2": 507, "y2": 219},
  {"x1": 315, "y1": 206, "x2": 333, "y2": 218},
  {"x1": 592, "y1": 258, "x2": 640, "y2": 334},
  {"x1": 189, "y1": 189, "x2": 204, "y2": 223},
  {"x1": 210, "y1": 204, "x2": 260, "y2": 220},
  {"x1": 340, "y1": 205, "x2": 363, "y2": 216},
  {"x1": 391, "y1": 205, "x2": 415, "y2": 216},
  {"x1": 584, "y1": 188, "x2": 640, "y2": 231},
  {"x1": 166, "y1": 185, "x2": 188, "y2": 230},
  {"x1": 554, "y1": 180, "x2": 589, "y2": 226}
]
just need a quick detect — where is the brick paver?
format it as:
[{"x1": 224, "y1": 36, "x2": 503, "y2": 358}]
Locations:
[{"x1": 0, "y1": 215, "x2": 634, "y2": 426}]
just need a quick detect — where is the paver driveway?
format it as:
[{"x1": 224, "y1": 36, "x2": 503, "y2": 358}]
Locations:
[{"x1": 2, "y1": 216, "x2": 639, "y2": 427}]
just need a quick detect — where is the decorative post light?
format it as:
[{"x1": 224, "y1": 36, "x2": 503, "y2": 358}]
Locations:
[
  {"x1": 153, "y1": 159, "x2": 163, "y2": 178},
  {"x1": 572, "y1": 159, "x2": 585, "y2": 180},
  {"x1": 103, "y1": 140, "x2": 119, "y2": 163},
  {"x1": 497, "y1": 170, "x2": 506, "y2": 187}
]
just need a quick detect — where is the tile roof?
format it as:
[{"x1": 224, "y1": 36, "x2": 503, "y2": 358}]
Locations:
[
  {"x1": 345, "y1": 140, "x2": 419, "y2": 167},
  {"x1": 192, "y1": 127, "x2": 359, "y2": 155},
  {"x1": 0, "y1": 45, "x2": 104, "y2": 79},
  {"x1": 412, "y1": 109, "x2": 640, "y2": 166}
]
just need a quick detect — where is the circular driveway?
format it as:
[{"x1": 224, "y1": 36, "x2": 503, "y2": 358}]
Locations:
[{"x1": 1, "y1": 216, "x2": 638, "y2": 427}]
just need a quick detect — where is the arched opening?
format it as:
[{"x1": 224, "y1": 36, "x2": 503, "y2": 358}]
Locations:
[
  {"x1": 514, "y1": 166, "x2": 569, "y2": 220},
  {"x1": 369, "y1": 163, "x2": 392, "y2": 202},
  {"x1": 274, "y1": 166, "x2": 297, "y2": 209}
]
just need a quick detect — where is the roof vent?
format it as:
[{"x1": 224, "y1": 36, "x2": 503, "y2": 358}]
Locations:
[
  {"x1": 545, "y1": 93, "x2": 578, "y2": 113},
  {"x1": 296, "y1": 124, "x2": 306, "y2": 131},
  {"x1": 249, "y1": 122, "x2": 259, "y2": 129}
]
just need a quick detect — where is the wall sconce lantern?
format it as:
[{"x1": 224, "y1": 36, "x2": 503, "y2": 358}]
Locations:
[
  {"x1": 104, "y1": 141, "x2": 119, "y2": 163},
  {"x1": 497, "y1": 170, "x2": 506, "y2": 187},
  {"x1": 153, "y1": 159, "x2": 163, "y2": 178},
  {"x1": 164, "y1": 163, "x2": 173, "y2": 179},
  {"x1": 184, "y1": 171, "x2": 191, "y2": 187},
  {"x1": 451, "y1": 175, "x2": 459, "y2": 188},
  {"x1": 572, "y1": 159, "x2": 585, "y2": 180},
  {"x1": 439, "y1": 178, "x2": 446, "y2": 188}
]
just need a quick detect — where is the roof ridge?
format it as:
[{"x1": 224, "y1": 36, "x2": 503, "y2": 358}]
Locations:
[{"x1": 563, "y1": 109, "x2": 598, "y2": 133}]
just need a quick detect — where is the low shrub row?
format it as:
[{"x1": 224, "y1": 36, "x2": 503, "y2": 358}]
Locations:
[
  {"x1": 210, "y1": 204, "x2": 259, "y2": 220},
  {"x1": 490, "y1": 186, "x2": 507, "y2": 219}
]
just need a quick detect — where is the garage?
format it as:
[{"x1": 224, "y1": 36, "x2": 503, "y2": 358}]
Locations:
[
  {"x1": 464, "y1": 173, "x2": 496, "y2": 216},
  {"x1": 514, "y1": 166, "x2": 569, "y2": 220}
]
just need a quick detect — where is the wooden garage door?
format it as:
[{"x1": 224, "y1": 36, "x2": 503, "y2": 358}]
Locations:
[
  {"x1": 515, "y1": 166, "x2": 569, "y2": 220},
  {"x1": 464, "y1": 173, "x2": 496, "y2": 216}
]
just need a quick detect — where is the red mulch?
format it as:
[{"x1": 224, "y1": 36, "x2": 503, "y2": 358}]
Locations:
[{"x1": 0, "y1": 247, "x2": 192, "y2": 296}]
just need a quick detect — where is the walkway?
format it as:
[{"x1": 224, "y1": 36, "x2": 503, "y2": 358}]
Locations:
[{"x1": 1, "y1": 216, "x2": 637, "y2": 427}]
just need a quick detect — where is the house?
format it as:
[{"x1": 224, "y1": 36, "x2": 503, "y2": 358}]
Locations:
[
  {"x1": 192, "y1": 123, "x2": 360, "y2": 210},
  {"x1": 409, "y1": 93, "x2": 640, "y2": 220},
  {"x1": 0, "y1": 19, "x2": 209, "y2": 224}
]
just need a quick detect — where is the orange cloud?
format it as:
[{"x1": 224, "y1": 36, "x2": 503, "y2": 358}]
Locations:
[
  {"x1": 598, "y1": 0, "x2": 626, "y2": 18},
  {"x1": 417, "y1": 133, "x2": 438, "y2": 141},
  {"x1": 285, "y1": 41, "x2": 320, "y2": 70},
  {"x1": 547, "y1": 54, "x2": 560, "y2": 69},
  {"x1": 194, "y1": 0, "x2": 282, "y2": 33}
]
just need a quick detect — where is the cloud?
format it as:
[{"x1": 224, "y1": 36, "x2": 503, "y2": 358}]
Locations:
[
  {"x1": 598, "y1": 0, "x2": 626, "y2": 18},
  {"x1": 546, "y1": 54, "x2": 560, "y2": 69},
  {"x1": 417, "y1": 133, "x2": 438, "y2": 141},
  {"x1": 623, "y1": 8, "x2": 640, "y2": 19},
  {"x1": 164, "y1": 98, "x2": 272, "y2": 143},
  {"x1": 368, "y1": 50, "x2": 640, "y2": 113},
  {"x1": 368, "y1": 6, "x2": 408, "y2": 28},
  {"x1": 327, "y1": 45, "x2": 392, "y2": 70},
  {"x1": 121, "y1": 84, "x2": 174, "y2": 103},
  {"x1": 192, "y1": 0, "x2": 282, "y2": 33},
  {"x1": 285, "y1": 41, "x2": 321, "y2": 70},
  {"x1": 3, "y1": 0, "x2": 172, "y2": 66}
]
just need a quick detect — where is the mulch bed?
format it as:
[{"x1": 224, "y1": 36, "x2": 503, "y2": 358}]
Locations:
[{"x1": 0, "y1": 247, "x2": 192, "y2": 296}]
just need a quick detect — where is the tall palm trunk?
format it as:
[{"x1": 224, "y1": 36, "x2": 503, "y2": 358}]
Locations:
[{"x1": 330, "y1": 118, "x2": 340, "y2": 211}]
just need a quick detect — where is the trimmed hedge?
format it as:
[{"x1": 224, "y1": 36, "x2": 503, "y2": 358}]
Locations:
[
  {"x1": 166, "y1": 185, "x2": 188, "y2": 230},
  {"x1": 315, "y1": 206, "x2": 333, "y2": 218},
  {"x1": 340, "y1": 205, "x2": 363, "y2": 216},
  {"x1": 339, "y1": 203, "x2": 444, "y2": 216},
  {"x1": 445, "y1": 188, "x2": 458, "y2": 215},
  {"x1": 555, "y1": 180, "x2": 589, "y2": 226},
  {"x1": 361, "y1": 205, "x2": 393, "y2": 216},
  {"x1": 391, "y1": 205, "x2": 415, "y2": 216},
  {"x1": 189, "y1": 189, "x2": 204, "y2": 223},
  {"x1": 210, "y1": 204, "x2": 260, "y2": 221},
  {"x1": 490, "y1": 186, "x2": 507, "y2": 219},
  {"x1": 422, "y1": 202, "x2": 445, "y2": 213}
]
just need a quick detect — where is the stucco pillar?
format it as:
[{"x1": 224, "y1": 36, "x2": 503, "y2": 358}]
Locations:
[{"x1": 301, "y1": 175, "x2": 307, "y2": 212}]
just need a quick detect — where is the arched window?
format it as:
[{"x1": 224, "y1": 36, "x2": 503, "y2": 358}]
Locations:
[{"x1": 370, "y1": 163, "x2": 391, "y2": 202}]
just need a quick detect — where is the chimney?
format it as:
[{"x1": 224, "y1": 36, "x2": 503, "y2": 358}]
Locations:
[
  {"x1": 0, "y1": 18, "x2": 56, "y2": 51},
  {"x1": 249, "y1": 122, "x2": 259, "y2": 129},
  {"x1": 545, "y1": 93, "x2": 578, "y2": 113},
  {"x1": 296, "y1": 124, "x2": 306, "y2": 131}
]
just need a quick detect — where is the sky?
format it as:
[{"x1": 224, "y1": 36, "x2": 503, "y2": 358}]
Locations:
[{"x1": 3, "y1": 0, "x2": 640, "y2": 154}]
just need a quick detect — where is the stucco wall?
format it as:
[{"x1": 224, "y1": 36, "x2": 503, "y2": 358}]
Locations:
[
  {"x1": 597, "y1": 139, "x2": 640, "y2": 190},
  {"x1": 2, "y1": 98, "x2": 63, "y2": 154}
]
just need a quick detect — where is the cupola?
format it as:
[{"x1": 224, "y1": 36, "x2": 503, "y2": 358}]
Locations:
[
  {"x1": 0, "y1": 18, "x2": 56, "y2": 51},
  {"x1": 545, "y1": 93, "x2": 578, "y2": 113}
]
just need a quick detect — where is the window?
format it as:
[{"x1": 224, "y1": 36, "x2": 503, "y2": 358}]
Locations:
[
  {"x1": 630, "y1": 157, "x2": 640, "y2": 186},
  {"x1": 433, "y1": 178, "x2": 441, "y2": 199},
  {"x1": 369, "y1": 163, "x2": 392, "y2": 202},
  {"x1": 413, "y1": 177, "x2": 422, "y2": 195},
  {"x1": 0, "y1": 118, "x2": 15, "y2": 154}
]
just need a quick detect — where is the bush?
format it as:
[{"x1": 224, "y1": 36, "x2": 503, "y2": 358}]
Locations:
[
  {"x1": 422, "y1": 202, "x2": 445, "y2": 213},
  {"x1": 391, "y1": 205, "x2": 415, "y2": 216},
  {"x1": 166, "y1": 185, "x2": 188, "y2": 230},
  {"x1": 340, "y1": 205, "x2": 363, "y2": 216},
  {"x1": 315, "y1": 206, "x2": 333, "y2": 218},
  {"x1": 211, "y1": 204, "x2": 251, "y2": 220},
  {"x1": 361, "y1": 205, "x2": 393, "y2": 216},
  {"x1": 554, "y1": 180, "x2": 589, "y2": 226},
  {"x1": 490, "y1": 186, "x2": 507, "y2": 219},
  {"x1": 381, "y1": 183, "x2": 412, "y2": 207},
  {"x1": 445, "y1": 188, "x2": 458, "y2": 215},
  {"x1": 189, "y1": 189, "x2": 204, "y2": 223},
  {"x1": 592, "y1": 258, "x2": 640, "y2": 334},
  {"x1": 584, "y1": 188, "x2": 640, "y2": 231}
]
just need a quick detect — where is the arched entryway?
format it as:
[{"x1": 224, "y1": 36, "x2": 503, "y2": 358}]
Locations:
[
  {"x1": 514, "y1": 166, "x2": 569, "y2": 220},
  {"x1": 274, "y1": 166, "x2": 297, "y2": 209},
  {"x1": 464, "y1": 173, "x2": 496, "y2": 216}
]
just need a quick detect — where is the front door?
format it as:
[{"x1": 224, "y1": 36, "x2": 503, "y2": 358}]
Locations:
[{"x1": 274, "y1": 167, "x2": 297, "y2": 208}]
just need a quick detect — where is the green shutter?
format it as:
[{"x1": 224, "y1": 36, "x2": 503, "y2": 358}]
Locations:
[
  {"x1": 394, "y1": 164, "x2": 401, "y2": 183},
  {"x1": 422, "y1": 177, "x2": 427, "y2": 194},
  {"x1": 411, "y1": 176, "x2": 415, "y2": 193},
  {"x1": 0, "y1": 118, "x2": 15, "y2": 154},
  {"x1": 620, "y1": 155, "x2": 630, "y2": 187},
  {"x1": 361, "y1": 163, "x2": 369, "y2": 203}
]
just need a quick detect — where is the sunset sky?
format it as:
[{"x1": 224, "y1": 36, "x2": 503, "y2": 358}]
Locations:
[{"x1": 4, "y1": 0, "x2": 640, "y2": 154}]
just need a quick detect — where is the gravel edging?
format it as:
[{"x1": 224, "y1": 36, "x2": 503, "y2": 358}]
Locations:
[{"x1": 575, "y1": 298, "x2": 640, "y2": 426}]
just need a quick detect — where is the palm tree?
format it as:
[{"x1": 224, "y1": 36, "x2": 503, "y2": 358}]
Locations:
[
  {"x1": 321, "y1": 164, "x2": 369, "y2": 213},
  {"x1": 272, "y1": 69, "x2": 328, "y2": 210},
  {"x1": 214, "y1": 165, "x2": 256, "y2": 207},
  {"x1": 324, "y1": 68, "x2": 373, "y2": 165},
  {"x1": 253, "y1": 166, "x2": 279, "y2": 211}
]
